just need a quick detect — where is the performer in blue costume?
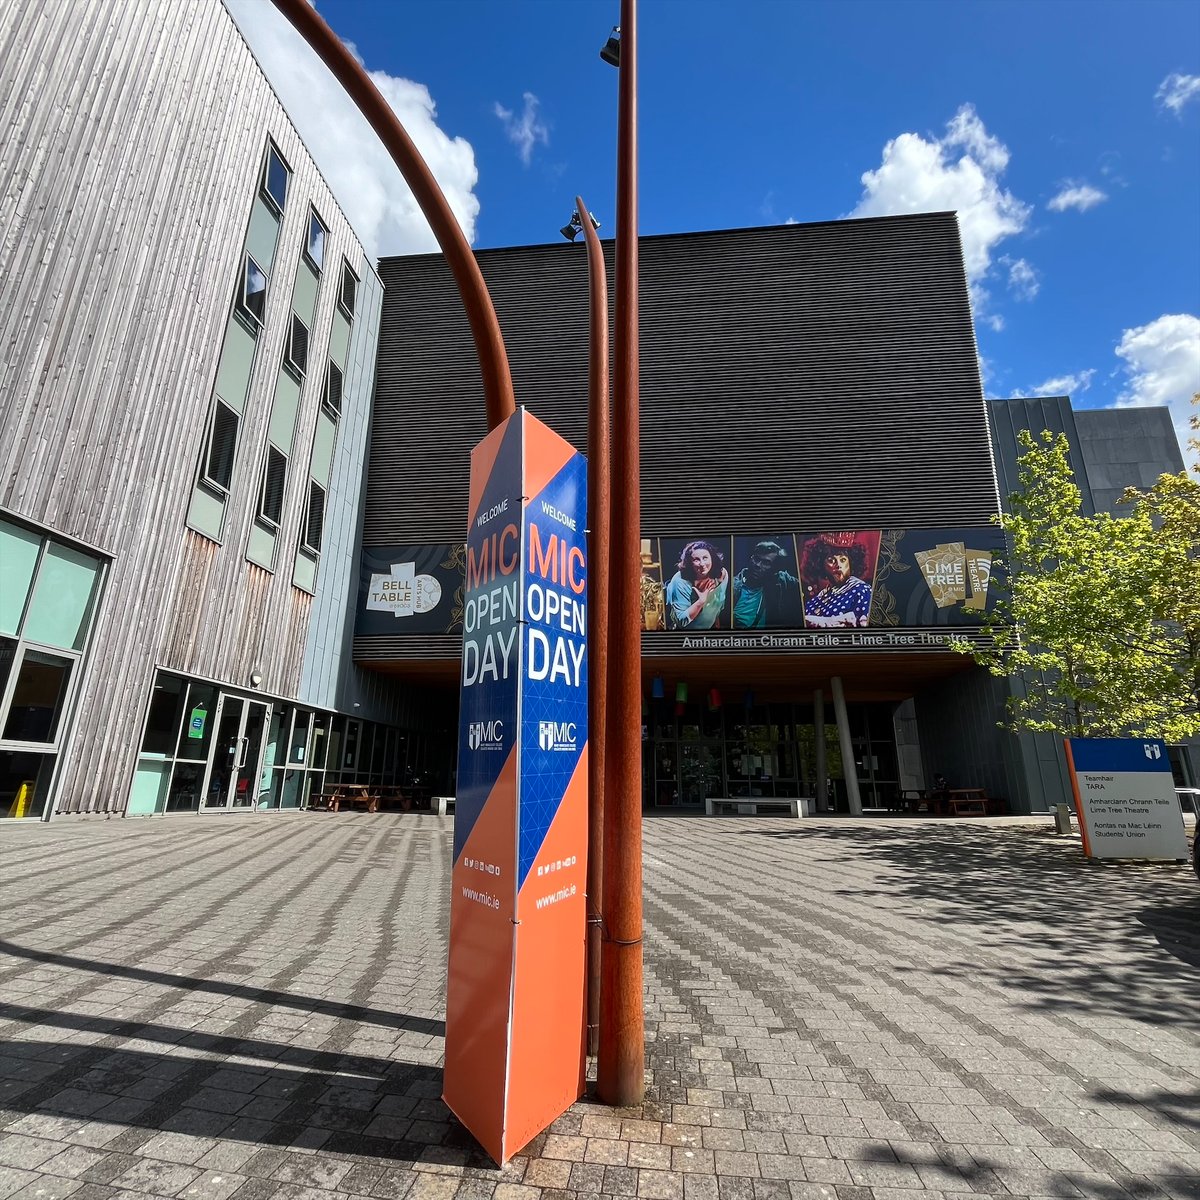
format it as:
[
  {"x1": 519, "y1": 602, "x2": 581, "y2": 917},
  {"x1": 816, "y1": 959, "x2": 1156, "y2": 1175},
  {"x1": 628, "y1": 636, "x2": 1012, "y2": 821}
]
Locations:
[{"x1": 802, "y1": 534, "x2": 874, "y2": 628}]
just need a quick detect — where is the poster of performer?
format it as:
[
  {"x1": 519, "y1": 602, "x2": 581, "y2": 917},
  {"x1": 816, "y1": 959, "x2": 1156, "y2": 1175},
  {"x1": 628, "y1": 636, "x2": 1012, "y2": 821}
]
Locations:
[
  {"x1": 799, "y1": 530, "x2": 882, "y2": 628},
  {"x1": 659, "y1": 536, "x2": 732, "y2": 630},
  {"x1": 730, "y1": 536, "x2": 803, "y2": 628}
]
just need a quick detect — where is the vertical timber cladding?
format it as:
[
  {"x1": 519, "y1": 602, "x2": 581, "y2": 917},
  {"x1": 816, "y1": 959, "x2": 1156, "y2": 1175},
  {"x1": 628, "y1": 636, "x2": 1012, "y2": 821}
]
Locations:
[{"x1": 444, "y1": 410, "x2": 589, "y2": 1165}]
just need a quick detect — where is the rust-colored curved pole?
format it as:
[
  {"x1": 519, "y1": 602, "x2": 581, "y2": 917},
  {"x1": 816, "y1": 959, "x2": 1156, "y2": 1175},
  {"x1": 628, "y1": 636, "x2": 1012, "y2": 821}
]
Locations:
[
  {"x1": 269, "y1": 0, "x2": 516, "y2": 430},
  {"x1": 598, "y1": 0, "x2": 645, "y2": 1108},
  {"x1": 576, "y1": 195, "x2": 610, "y2": 1061}
]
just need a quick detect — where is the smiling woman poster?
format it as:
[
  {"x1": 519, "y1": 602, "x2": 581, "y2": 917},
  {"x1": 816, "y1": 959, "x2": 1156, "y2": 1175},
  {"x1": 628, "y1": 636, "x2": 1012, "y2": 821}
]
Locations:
[{"x1": 660, "y1": 537, "x2": 732, "y2": 630}]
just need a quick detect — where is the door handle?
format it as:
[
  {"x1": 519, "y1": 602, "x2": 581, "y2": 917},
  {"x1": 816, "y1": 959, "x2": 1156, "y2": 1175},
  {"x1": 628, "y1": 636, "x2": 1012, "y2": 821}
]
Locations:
[{"x1": 237, "y1": 736, "x2": 249, "y2": 769}]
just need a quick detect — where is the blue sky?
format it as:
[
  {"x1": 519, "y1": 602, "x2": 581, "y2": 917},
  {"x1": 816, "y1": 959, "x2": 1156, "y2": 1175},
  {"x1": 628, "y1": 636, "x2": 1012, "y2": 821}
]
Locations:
[{"x1": 228, "y1": 0, "x2": 1199, "y2": 453}]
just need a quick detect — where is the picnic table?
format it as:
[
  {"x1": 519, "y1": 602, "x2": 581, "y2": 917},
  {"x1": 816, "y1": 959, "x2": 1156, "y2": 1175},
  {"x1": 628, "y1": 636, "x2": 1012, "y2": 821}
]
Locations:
[
  {"x1": 912, "y1": 787, "x2": 1007, "y2": 817},
  {"x1": 309, "y1": 785, "x2": 380, "y2": 813}
]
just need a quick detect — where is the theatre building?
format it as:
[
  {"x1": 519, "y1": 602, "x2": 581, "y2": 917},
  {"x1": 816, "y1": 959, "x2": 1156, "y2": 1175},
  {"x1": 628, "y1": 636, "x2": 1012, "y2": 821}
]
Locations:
[
  {"x1": 354, "y1": 212, "x2": 1092, "y2": 815},
  {"x1": 7, "y1": 3, "x2": 1188, "y2": 824}
]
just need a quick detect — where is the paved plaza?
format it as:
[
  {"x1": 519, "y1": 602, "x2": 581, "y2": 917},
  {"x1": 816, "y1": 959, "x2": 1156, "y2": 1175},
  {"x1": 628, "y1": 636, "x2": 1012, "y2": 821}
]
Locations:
[{"x1": 0, "y1": 812, "x2": 1197, "y2": 1200}]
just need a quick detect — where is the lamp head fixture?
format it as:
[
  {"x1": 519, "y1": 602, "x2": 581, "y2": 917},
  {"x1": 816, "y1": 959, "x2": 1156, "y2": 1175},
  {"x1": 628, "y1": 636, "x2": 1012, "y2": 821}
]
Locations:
[
  {"x1": 560, "y1": 210, "x2": 602, "y2": 241},
  {"x1": 600, "y1": 26, "x2": 620, "y2": 67}
]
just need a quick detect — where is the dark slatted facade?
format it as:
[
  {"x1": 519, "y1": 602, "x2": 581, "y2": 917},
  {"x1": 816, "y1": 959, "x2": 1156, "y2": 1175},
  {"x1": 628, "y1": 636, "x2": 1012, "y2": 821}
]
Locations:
[
  {"x1": 360, "y1": 213, "x2": 999, "y2": 666},
  {"x1": 367, "y1": 212, "x2": 997, "y2": 544}
]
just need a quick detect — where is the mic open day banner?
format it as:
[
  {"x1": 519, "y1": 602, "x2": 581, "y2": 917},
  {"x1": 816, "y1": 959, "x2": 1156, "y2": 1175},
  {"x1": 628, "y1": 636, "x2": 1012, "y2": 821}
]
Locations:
[{"x1": 442, "y1": 409, "x2": 589, "y2": 1164}]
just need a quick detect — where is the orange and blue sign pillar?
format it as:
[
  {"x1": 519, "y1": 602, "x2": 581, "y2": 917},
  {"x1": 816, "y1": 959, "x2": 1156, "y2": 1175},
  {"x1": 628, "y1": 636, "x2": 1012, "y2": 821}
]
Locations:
[{"x1": 444, "y1": 409, "x2": 589, "y2": 1164}]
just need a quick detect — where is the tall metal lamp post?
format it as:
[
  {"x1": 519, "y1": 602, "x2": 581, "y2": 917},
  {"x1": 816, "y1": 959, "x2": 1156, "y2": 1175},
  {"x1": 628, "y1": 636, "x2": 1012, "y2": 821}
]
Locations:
[
  {"x1": 268, "y1": 0, "x2": 515, "y2": 432},
  {"x1": 561, "y1": 202, "x2": 609, "y2": 1061},
  {"x1": 270, "y1": 0, "x2": 645, "y2": 1112},
  {"x1": 597, "y1": 0, "x2": 645, "y2": 1109}
]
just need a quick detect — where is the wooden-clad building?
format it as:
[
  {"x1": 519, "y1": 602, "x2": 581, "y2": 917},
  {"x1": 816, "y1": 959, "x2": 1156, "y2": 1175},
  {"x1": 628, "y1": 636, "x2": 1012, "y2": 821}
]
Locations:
[{"x1": 0, "y1": 0, "x2": 414, "y2": 820}]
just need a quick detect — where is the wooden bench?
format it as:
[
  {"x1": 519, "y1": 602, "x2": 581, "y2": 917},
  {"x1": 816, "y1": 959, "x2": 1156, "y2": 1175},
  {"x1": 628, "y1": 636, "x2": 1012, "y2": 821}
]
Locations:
[
  {"x1": 705, "y1": 797, "x2": 811, "y2": 818},
  {"x1": 377, "y1": 785, "x2": 412, "y2": 811},
  {"x1": 947, "y1": 788, "x2": 992, "y2": 817},
  {"x1": 310, "y1": 786, "x2": 379, "y2": 813}
]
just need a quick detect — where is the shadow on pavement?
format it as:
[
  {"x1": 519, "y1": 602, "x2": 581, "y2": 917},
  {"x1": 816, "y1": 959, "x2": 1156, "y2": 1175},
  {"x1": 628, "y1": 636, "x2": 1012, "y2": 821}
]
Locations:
[
  {"x1": 743, "y1": 821, "x2": 1200, "y2": 1028},
  {"x1": 0, "y1": 939, "x2": 445, "y2": 1038},
  {"x1": 0, "y1": 1001, "x2": 484, "y2": 1168}
]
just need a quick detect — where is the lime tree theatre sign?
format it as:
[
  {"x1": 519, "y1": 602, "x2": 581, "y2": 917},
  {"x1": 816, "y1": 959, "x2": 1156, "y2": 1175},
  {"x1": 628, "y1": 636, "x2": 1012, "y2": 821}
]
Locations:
[
  {"x1": 443, "y1": 409, "x2": 589, "y2": 1165},
  {"x1": 1064, "y1": 738, "x2": 1188, "y2": 860}
]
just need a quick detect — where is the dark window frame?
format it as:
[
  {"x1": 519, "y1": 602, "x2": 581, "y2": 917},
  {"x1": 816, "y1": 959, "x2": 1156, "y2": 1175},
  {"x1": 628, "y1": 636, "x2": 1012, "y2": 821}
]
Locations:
[
  {"x1": 201, "y1": 400, "x2": 239, "y2": 495},
  {"x1": 322, "y1": 360, "x2": 343, "y2": 419},
  {"x1": 239, "y1": 254, "x2": 268, "y2": 326},
  {"x1": 284, "y1": 314, "x2": 309, "y2": 378},
  {"x1": 338, "y1": 259, "x2": 358, "y2": 319},
  {"x1": 261, "y1": 142, "x2": 290, "y2": 214},
  {"x1": 302, "y1": 480, "x2": 326, "y2": 555},
  {"x1": 258, "y1": 446, "x2": 288, "y2": 530},
  {"x1": 305, "y1": 208, "x2": 328, "y2": 272}
]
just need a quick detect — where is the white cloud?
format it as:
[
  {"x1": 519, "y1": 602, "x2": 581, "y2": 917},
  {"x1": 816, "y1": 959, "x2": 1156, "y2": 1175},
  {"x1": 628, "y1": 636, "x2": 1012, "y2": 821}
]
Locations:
[
  {"x1": 1031, "y1": 369, "x2": 1095, "y2": 396},
  {"x1": 1156, "y1": 72, "x2": 1200, "y2": 115},
  {"x1": 493, "y1": 93, "x2": 549, "y2": 166},
  {"x1": 1047, "y1": 182, "x2": 1107, "y2": 213},
  {"x1": 1114, "y1": 313, "x2": 1200, "y2": 449},
  {"x1": 223, "y1": 0, "x2": 480, "y2": 257},
  {"x1": 849, "y1": 103, "x2": 1030, "y2": 323},
  {"x1": 1003, "y1": 256, "x2": 1039, "y2": 301}
]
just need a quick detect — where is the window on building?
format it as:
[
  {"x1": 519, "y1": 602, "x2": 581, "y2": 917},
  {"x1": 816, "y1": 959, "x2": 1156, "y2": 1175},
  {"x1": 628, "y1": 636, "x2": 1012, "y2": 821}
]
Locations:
[
  {"x1": 262, "y1": 143, "x2": 290, "y2": 213},
  {"x1": 323, "y1": 361, "x2": 343, "y2": 418},
  {"x1": 240, "y1": 255, "x2": 267, "y2": 325},
  {"x1": 302, "y1": 481, "x2": 326, "y2": 554},
  {"x1": 285, "y1": 314, "x2": 309, "y2": 377},
  {"x1": 203, "y1": 401, "x2": 239, "y2": 493},
  {"x1": 306, "y1": 209, "x2": 327, "y2": 271},
  {"x1": 258, "y1": 447, "x2": 287, "y2": 529},
  {"x1": 2, "y1": 650, "x2": 73, "y2": 744},
  {"x1": 339, "y1": 260, "x2": 358, "y2": 318}
]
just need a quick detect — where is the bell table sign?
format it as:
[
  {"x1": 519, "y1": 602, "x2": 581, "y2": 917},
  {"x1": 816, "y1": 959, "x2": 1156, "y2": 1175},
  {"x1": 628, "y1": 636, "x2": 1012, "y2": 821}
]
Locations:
[
  {"x1": 1064, "y1": 738, "x2": 1188, "y2": 860},
  {"x1": 443, "y1": 408, "x2": 589, "y2": 1165}
]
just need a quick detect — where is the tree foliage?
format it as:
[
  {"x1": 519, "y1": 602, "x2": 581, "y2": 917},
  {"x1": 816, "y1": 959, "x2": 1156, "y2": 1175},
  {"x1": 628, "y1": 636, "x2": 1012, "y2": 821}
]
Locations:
[
  {"x1": 957, "y1": 404, "x2": 1200, "y2": 741},
  {"x1": 1116, "y1": 392, "x2": 1200, "y2": 737}
]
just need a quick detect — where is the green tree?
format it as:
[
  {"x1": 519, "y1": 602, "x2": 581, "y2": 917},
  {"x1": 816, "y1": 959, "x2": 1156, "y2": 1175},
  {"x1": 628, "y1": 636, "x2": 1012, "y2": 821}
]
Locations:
[
  {"x1": 1116, "y1": 392, "x2": 1200, "y2": 738},
  {"x1": 957, "y1": 428, "x2": 1194, "y2": 739}
]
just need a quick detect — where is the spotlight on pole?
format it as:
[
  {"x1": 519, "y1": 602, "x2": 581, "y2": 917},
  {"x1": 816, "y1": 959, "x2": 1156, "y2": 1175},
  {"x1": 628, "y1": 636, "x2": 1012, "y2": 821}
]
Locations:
[
  {"x1": 561, "y1": 210, "x2": 602, "y2": 241},
  {"x1": 600, "y1": 26, "x2": 620, "y2": 67}
]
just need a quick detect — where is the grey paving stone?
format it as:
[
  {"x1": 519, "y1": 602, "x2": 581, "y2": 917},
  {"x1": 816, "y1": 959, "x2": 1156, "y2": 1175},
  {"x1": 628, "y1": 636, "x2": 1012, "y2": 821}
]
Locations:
[
  {"x1": 3, "y1": 814, "x2": 1199, "y2": 1200},
  {"x1": 39, "y1": 1147, "x2": 113, "y2": 1180},
  {"x1": 0, "y1": 1137, "x2": 59, "y2": 1171},
  {"x1": 0, "y1": 1169, "x2": 39, "y2": 1200}
]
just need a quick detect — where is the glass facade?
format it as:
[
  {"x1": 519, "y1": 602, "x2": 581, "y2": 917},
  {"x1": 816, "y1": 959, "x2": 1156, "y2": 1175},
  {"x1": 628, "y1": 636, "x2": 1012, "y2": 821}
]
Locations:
[
  {"x1": 0, "y1": 518, "x2": 105, "y2": 819},
  {"x1": 644, "y1": 698, "x2": 901, "y2": 812},
  {"x1": 131, "y1": 669, "x2": 412, "y2": 816}
]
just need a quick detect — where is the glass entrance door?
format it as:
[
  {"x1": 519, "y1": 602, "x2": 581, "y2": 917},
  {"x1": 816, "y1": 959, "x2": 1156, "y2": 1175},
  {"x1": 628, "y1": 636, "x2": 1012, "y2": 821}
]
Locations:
[
  {"x1": 201, "y1": 695, "x2": 269, "y2": 811},
  {"x1": 679, "y1": 741, "x2": 724, "y2": 807}
]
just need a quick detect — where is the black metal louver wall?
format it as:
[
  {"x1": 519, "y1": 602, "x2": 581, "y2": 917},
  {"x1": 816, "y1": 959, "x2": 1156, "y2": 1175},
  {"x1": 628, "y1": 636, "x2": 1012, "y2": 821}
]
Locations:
[{"x1": 367, "y1": 213, "x2": 999, "y2": 544}]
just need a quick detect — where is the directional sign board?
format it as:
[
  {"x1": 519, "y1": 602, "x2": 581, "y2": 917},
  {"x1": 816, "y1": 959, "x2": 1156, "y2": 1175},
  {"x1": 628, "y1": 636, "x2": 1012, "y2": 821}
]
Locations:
[
  {"x1": 1064, "y1": 737, "x2": 1188, "y2": 860},
  {"x1": 443, "y1": 409, "x2": 588, "y2": 1165}
]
